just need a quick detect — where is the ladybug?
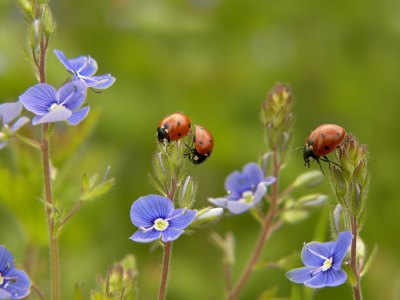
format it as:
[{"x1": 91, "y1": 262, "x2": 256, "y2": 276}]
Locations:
[
  {"x1": 296, "y1": 124, "x2": 345, "y2": 174},
  {"x1": 187, "y1": 125, "x2": 214, "y2": 165},
  {"x1": 157, "y1": 113, "x2": 192, "y2": 144}
]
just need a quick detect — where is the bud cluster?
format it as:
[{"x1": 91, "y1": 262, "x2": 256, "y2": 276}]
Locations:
[
  {"x1": 260, "y1": 83, "x2": 295, "y2": 158},
  {"x1": 330, "y1": 134, "x2": 370, "y2": 218}
]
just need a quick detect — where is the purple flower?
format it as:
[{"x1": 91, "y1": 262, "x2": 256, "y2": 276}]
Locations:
[
  {"x1": 285, "y1": 231, "x2": 353, "y2": 288},
  {"x1": 19, "y1": 80, "x2": 89, "y2": 126},
  {"x1": 130, "y1": 195, "x2": 197, "y2": 243},
  {"x1": 0, "y1": 246, "x2": 31, "y2": 299},
  {"x1": 54, "y1": 49, "x2": 116, "y2": 89},
  {"x1": 0, "y1": 101, "x2": 29, "y2": 149},
  {"x1": 208, "y1": 162, "x2": 276, "y2": 214}
]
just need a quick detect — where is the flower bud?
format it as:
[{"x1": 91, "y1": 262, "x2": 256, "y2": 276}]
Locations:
[
  {"x1": 296, "y1": 194, "x2": 328, "y2": 208},
  {"x1": 348, "y1": 182, "x2": 362, "y2": 216},
  {"x1": 29, "y1": 20, "x2": 40, "y2": 50},
  {"x1": 282, "y1": 210, "x2": 309, "y2": 224},
  {"x1": 189, "y1": 207, "x2": 223, "y2": 228},
  {"x1": 293, "y1": 170, "x2": 324, "y2": 189},
  {"x1": 262, "y1": 152, "x2": 271, "y2": 173},
  {"x1": 153, "y1": 152, "x2": 168, "y2": 184},
  {"x1": 43, "y1": 6, "x2": 55, "y2": 38},
  {"x1": 332, "y1": 204, "x2": 348, "y2": 235},
  {"x1": 14, "y1": 0, "x2": 32, "y2": 15},
  {"x1": 180, "y1": 176, "x2": 197, "y2": 208}
]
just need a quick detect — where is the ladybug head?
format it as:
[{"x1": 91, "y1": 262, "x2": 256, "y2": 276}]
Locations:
[
  {"x1": 157, "y1": 126, "x2": 170, "y2": 144},
  {"x1": 303, "y1": 145, "x2": 316, "y2": 168}
]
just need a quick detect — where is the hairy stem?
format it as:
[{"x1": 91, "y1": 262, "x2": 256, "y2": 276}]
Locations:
[
  {"x1": 350, "y1": 216, "x2": 362, "y2": 300},
  {"x1": 159, "y1": 241, "x2": 172, "y2": 300},
  {"x1": 228, "y1": 150, "x2": 280, "y2": 300}
]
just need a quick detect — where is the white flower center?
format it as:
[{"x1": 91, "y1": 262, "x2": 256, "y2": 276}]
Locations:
[
  {"x1": 240, "y1": 191, "x2": 254, "y2": 204},
  {"x1": 322, "y1": 257, "x2": 333, "y2": 271},
  {"x1": 154, "y1": 218, "x2": 169, "y2": 231},
  {"x1": 50, "y1": 103, "x2": 65, "y2": 111},
  {"x1": 0, "y1": 273, "x2": 3, "y2": 285}
]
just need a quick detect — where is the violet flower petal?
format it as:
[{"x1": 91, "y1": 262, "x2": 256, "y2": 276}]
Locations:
[
  {"x1": 19, "y1": 83, "x2": 58, "y2": 115},
  {"x1": 130, "y1": 195, "x2": 174, "y2": 227},
  {"x1": 208, "y1": 197, "x2": 229, "y2": 209},
  {"x1": 332, "y1": 231, "x2": 353, "y2": 270},
  {"x1": 87, "y1": 75, "x2": 116, "y2": 89},
  {"x1": 264, "y1": 176, "x2": 276, "y2": 186},
  {"x1": 32, "y1": 108, "x2": 72, "y2": 125},
  {"x1": 227, "y1": 201, "x2": 252, "y2": 214},
  {"x1": 161, "y1": 229, "x2": 184, "y2": 242},
  {"x1": 167, "y1": 209, "x2": 197, "y2": 230},
  {"x1": 251, "y1": 181, "x2": 268, "y2": 206},
  {"x1": 3, "y1": 269, "x2": 31, "y2": 299},
  {"x1": 0, "y1": 289, "x2": 12, "y2": 299},
  {"x1": 54, "y1": 49, "x2": 73, "y2": 71},
  {"x1": 0, "y1": 246, "x2": 15, "y2": 273},
  {"x1": 0, "y1": 101, "x2": 23, "y2": 125},
  {"x1": 58, "y1": 80, "x2": 87, "y2": 111},
  {"x1": 69, "y1": 56, "x2": 98, "y2": 77},
  {"x1": 67, "y1": 107, "x2": 90, "y2": 126},
  {"x1": 285, "y1": 267, "x2": 315, "y2": 284},
  {"x1": 301, "y1": 240, "x2": 336, "y2": 268},
  {"x1": 11, "y1": 117, "x2": 30, "y2": 132},
  {"x1": 242, "y1": 163, "x2": 264, "y2": 187},
  {"x1": 129, "y1": 229, "x2": 161, "y2": 243},
  {"x1": 304, "y1": 268, "x2": 347, "y2": 288}
]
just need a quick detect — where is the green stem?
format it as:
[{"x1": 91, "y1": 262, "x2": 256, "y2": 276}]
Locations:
[
  {"x1": 350, "y1": 216, "x2": 362, "y2": 300},
  {"x1": 158, "y1": 241, "x2": 172, "y2": 300}
]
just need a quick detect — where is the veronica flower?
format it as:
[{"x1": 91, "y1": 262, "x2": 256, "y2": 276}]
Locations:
[
  {"x1": 19, "y1": 80, "x2": 89, "y2": 126},
  {"x1": 285, "y1": 231, "x2": 353, "y2": 288},
  {"x1": 130, "y1": 195, "x2": 197, "y2": 243},
  {"x1": 208, "y1": 162, "x2": 276, "y2": 214},
  {"x1": 0, "y1": 101, "x2": 29, "y2": 149},
  {"x1": 54, "y1": 49, "x2": 115, "y2": 89},
  {"x1": 0, "y1": 246, "x2": 30, "y2": 299}
]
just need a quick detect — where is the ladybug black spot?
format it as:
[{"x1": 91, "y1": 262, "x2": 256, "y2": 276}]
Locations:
[
  {"x1": 177, "y1": 121, "x2": 181, "y2": 126},
  {"x1": 324, "y1": 145, "x2": 330, "y2": 150},
  {"x1": 337, "y1": 133, "x2": 342, "y2": 138},
  {"x1": 164, "y1": 123, "x2": 170, "y2": 129},
  {"x1": 188, "y1": 123, "x2": 191, "y2": 128},
  {"x1": 208, "y1": 139, "x2": 212, "y2": 143},
  {"x1": 321, "y1": 133, "x2": 326, "y2": 138},
  {"x1": 178, "y1": 133, "x2": 181, "y2": 136},
  {"x1": 199, "y1": 141, "x2": 203, "y2": 144},
  {"x1": 200, "y1": 127, "x2": 204, "y2": 130}
]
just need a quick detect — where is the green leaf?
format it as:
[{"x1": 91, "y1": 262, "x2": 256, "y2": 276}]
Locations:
[
  {"x1": 45, "y1": 122, "x2": 55, "y2": 140},
  {"x1": 22, "y1": 45, "x2": 35, "y2": 65},
  {"x1": 357, "y1": 207, "x2": 367, "y2": 232},
  {"x1": 14, "y1": 134, "x2": 41, "y2": 150},
  {"x1": 343, "y1": 263, "x2": 357, "y2": 286},
  {"x1": 80, "y1": 178, "x2": 115, "y2": 202},
  {"x1": 35, "y1": 196, "x2": 55, "y2": 210},
  {"x1": 148, "y1": 173, "x2": 167, "y2": 197},
  {"x1": 82, "y1": 173, "x2": 90, "y2": 195},
  {"x1": 89, "y1": 173, "x2": 99, "y2": 189},
  {"x1": 150, "y1": 239, "x2": 161, "y2": 253},
  {"x1": 360, "y1": 245, "x2": 378, "y2": 277},
  {"x1": 253, "y1": 257, "x2": 269, "y2": 270},
  {"x1": 74, "y1": 283, "x2": 85, "y2": 300}
]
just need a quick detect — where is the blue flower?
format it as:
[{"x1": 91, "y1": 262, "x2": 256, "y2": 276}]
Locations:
[
  {"x1": 208, "y1": 162, "x2": 276, "y2": 214},
  {"x1": 285, "y1": 231, "x2": 353, "y2": 288},
  {"x1": 0, "y1": 101, "x2": 29, "y2": 149},
  {"x1": 0, "y1": 246, "x2": 31, "y2": 299},
  {"x1": 19, "y1": 80, "x2": 89, "y2": 126},
  {"x1": 54, "y1": 49, "x2": 116, "y2": 89},
  {"x1": 130, "y1": 195, "x2": 197, "y2": 243}
]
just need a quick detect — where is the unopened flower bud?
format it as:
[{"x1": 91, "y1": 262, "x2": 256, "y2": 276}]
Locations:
[
  {"x1": 29, "y1": 20, "x2": 40, "y2": 50},
  {"x1": 333, "y1": 204, "x2": 348, "y2": 236},
  {"x1": 43, "y1": 6, "x2": 55, "y2": 37},
  {"x1": 280, "y1": 131, "x2": 290, "y2": 152},
  {"x1": 296, "y1": 194, "x2": 328, "y2": 208},
  {"x1": 153, "y1": 152, "x2": 168, "y2": 184},
  {"x1": 262, "y1": 152, "x2": 271, "y2": 173},
  {"x1": 293, "y1": 170, "x2": 324, "y2": 189},
  {"x1": 14, "y1": 0, "x2": 32, "y2": 15},
  {"x1": 189, "y1": 207, "x2": 223, "y2": 228},
  {"x1": 181, "y1": 176, "x2": 196, "y2": 208}
]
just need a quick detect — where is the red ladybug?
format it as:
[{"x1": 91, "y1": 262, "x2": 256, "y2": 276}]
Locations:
[
  {"x1": 296, "y1": 124, "x2": 345, "y2": 174},
  {"x1": 157, "y1": 113, "x2": 192, "y2": 144},
  {"x1": 188, "y1": 125, "x2": 214, "y2": 165}
]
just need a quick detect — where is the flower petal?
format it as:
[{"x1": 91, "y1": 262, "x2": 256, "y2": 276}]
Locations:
[
  {"x1": 130, "y1": 195, "x2": 174, "y2": 227},
  {"x1": 0, "y1": 246, "x2": 16, "y2": 274},
  {"x1": 88, "y1": 75, "x2": 116, "y2": 89},
  {"x1": 0, "y1": 289, "x2": 12, "y2": 299},
  {"x1": 227, "y1": 201, "x2": 252, "y2": 214},
  {"x1": 54, "y1": 49, "x2": 74, "y2": 71},
  {"x1": 285, "y1": 267, "x2": 315, "y2": 284},
  {"x1": 242, "y1": 163, "x2": 264, "y2": 187},
  {"x1": 67, "y1": 107, "x2": 90, "y2": 126},
  {"x1": 168, "y1": 208, "x2": 197, "y2": 230},
  {"x1": 208, "y1": 197, "x2": 229, "y2": 209},
  {"x1": 19, "y1": 83, "x2": 58, "y2": 115},
  {"x1": 161, "y1": 229, "x2": 185, "y2": 242},
  {"x1": 11, "y1": 117, "x2": 30, "y2": 132},
  {"x1": 0, "y1": 140, "x2": 8, "y2": 150},
  {"x1": 264, "y1": 176, "x2": 276, "y2": 186},
  {"x1": 224, "y1": 163, "x2": 264, "y2": 196},
  {"x1": 129, "y1": 229, "x2": 161, "y2": 243},
  {"x1": 304, "y1": 268, "x2": 347, "y2": 288},
  {"x1": 32, "y1": 107, "x2": 72, "y2": 125},
  {"x1": 69, "y1": 56, "x2": 98, "y2": 77},
  {"x1": 3, "y1": 269, "x2": 31, "y2": 299},
  {"x1": 59, "y1": 80, "x2": 87, "y2": 111},
  {"x1": 251, "y1": 182, "x2": 268, "y2": 206},
  {"x1": 332, "y1": 231, "x2": 353, "y2": 270},
  {"x1": 301, "y1": 240, "x2": 336, "y2": 268},
  {"x1": 0, "y1": 101, "x2": 23, "y2": 125}
]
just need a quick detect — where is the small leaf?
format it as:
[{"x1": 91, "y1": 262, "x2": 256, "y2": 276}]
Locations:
[
  {"x1": 14, "y1": 134, "x2": 41, "y2": 150},
  {"x1": 148, "y1": 173, "x2": 167, "y2": 197},
  {"x1": 256, "y1": 286, "x2": 278, "y2": 300},
  {"x1": 22, "y1": 45, "x2": 35, "y2": 65},
  {"x1": 253, "y1": 257, "x2": 269, "y2": 270},
  {"x1": 357, "y1": 207, "x2": 367, "y2": 231},
  {"x1": 150, "y1": 239, "x2": 161, "y2": 253},
  {"x1": 36, "y1": 196, "x2": 55, "y2": 210},
  {"x1": 183, "y1": 229, "x2": 195, "y2": 235},
  {"x1": 45, "y1": 122, "x2": 55, "y2": 140},
  {"x1": 89, "y1": 173, "x2": 99, "y2": 189},
  {"x1": 360, "y1": 245, "x2": 378, "y2": 277},
  {"x1": 74, "y1": 283, "x2": 85, "y2": 300},
  {"x1": 80, "y1": 178, "x2": 115, "y2": 202},
  {"x1": 82, "y1": 173, "x2": 90, "y2": 195},
  {"x1": 343, "y1": 263, "x2": 357, "y2": 286}
]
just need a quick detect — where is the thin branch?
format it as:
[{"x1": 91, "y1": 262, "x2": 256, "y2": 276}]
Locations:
[
  {"x1": 60, "y1": 201, "x2": 83, "y2": 227},
  {"x1": 32, "y1": 283, "x2": 46, "y2": 300}
]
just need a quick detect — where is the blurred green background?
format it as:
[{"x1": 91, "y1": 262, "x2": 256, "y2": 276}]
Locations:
[{"x1": 0, "y1": 0, "x2": 399, "y2": 299}]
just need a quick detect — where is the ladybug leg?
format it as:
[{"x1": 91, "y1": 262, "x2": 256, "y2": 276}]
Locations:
[
  {"x1": 320, "y1": 156, "x2": 344, "y2": 171},
  {"x1": 315, "y1": 156, "x2": 326, "y2": 175}
]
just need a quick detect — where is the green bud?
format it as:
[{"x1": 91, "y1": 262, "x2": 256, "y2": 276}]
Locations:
[
  {"x1": 348, "y1": 182, "x2": 361, "y2": 216},
  {"x1": 189, "y1": 207, "x2": 223, "y2": 228},
  {"x1": 293, "y1": 170, "x2": 324, "y2": 189},
  {"x1": 180, "y1": 176, "x2": 197, "y2": 208},
  {"x1": 43, "y1": 6, "x2": 55, "y2": 37},
  {"x1": 153, "y1": 152, "x2": 168, "y2": 184},
  {"x1": 282, "y1": 210, "x2": 309, "y2": 224},
  {"x1": 296, "y1": 194, "x2": 328, "y2": 208},
  {"x1": 29, "y1": 20, "x2": 40, "y2": 50},
  {"x1": 14, "y1": 0, "x2": 32, "y2": 15},
  {"x1": 332, "y1": 204, "x2": 348, "y2": 235},
  {"x1": 80, "y1": 178, "x2": 115, "y2": 203}
]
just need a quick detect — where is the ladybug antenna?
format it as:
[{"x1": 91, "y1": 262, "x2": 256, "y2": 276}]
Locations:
[{"x1": 291, "y1": 147, "x2": 303, "y2": 151}]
